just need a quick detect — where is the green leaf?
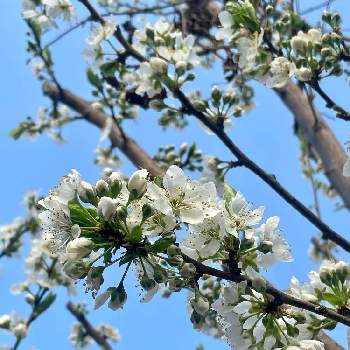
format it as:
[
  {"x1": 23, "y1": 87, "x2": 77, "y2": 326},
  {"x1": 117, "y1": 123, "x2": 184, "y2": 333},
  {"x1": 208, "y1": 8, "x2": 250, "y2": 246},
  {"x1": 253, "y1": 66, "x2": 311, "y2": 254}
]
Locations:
[
  {"x1": 224, "y1": 183, "x2": 237, "y2": 203},
  {"x1": 322, "y1": 292, "x2": 343, "y2": 306},
  {"x1": 126, "y1": 225, "x2": 143, "y2": 243},
  {"x1": 68, "y1": 197, "x2": 98, "y2": 228},
  {"x1": 86, "y1": 68, "x2": 102, "y2": 90},
  {"x1": 100, "y1": 61, "x2": 119, "y2": 76},
  {"x1": 9, "y1": 126, "x2": 24, "y2": 140},
  {"x1": 35, "y1": 293, "x2": 56, "y2": 317},
  {"x1": 149, "y1": 238, "x2": 173, "y2": 254}
]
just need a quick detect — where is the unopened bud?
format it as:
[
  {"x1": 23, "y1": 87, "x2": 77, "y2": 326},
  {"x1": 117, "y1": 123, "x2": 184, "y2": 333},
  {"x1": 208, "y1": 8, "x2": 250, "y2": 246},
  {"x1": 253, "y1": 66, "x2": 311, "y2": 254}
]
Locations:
[
  {"x1": 140, "y1": 275, "x2": 156, "y2": 291},
  {"x1": 66, "y1": 237, "x2": 94, "y2": 261},
  {"x1": 168, "y1": 277, "x2": 183, "y2": 292},
  {"x1": 168, "y1": 255, "x2": 183, "y2": 266},
  {"x1": 12, "y1": 322, "x2": 27, "y2": 339},
  {"x1": 295, "y1": 67, "x2": 313, "y2": 82},
  {"x1": 167, "y1": 245, "x2": 181, "y2": 257},
  {"x1": 154, "y1": 267, "x2": 168, "y2": 283},
  {"x1": 150, "y1": 57, "x2": 168, "y2": 74},
  {"x1": 109, "y1": 172, "x2": 123, "y2": 197},
  {"x1": 211, "y1": 85, "x2": 222, "y2": 102},
  {"x1": 108, "y1": 284, "x2": 127, "y2": 310},
  {"x1": 25, "y1": 293, "x2": 35, "y2": 305},
  {"x1": 128, "y1": 169, "x2": 148, "y2": 199},
  {"x1": 0, "y1": 315, "x2": 11, "y2": 329},
  {"x1": 97, "y1": 196, "x2": 116, "y2": 221},
  {"x1": 180, "y1": 263, "x2": 196, "y2": 278},
  {"x1": 96, "y1": 179, "x2": 110, "y2": 197},
  {"x1": 78, "y1": 181, "x2": 97, "y2": 205},
  {"x1": 190, "y1": 296, "x2": 210, "y2": 315}
]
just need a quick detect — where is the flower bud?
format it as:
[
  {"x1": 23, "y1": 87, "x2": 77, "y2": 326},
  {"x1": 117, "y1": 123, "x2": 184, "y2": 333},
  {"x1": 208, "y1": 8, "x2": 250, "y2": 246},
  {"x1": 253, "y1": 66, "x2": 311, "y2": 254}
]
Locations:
[
  {"x1": 63, "y1": 260, "x2": 90, "y2": 279},
  {"x1": 78, "y1": 181, "x2": 97, "y2": 205},
  {"x1": 116, "y1": 205, "x2": 128, "y2": 221},
  {"x1": 25, "y1": 293, "x2": 35, "y2": 305},
  {"x1": 153, "y1": 267, "x2": 168, "y2": 283},
  {"x1": 168, "y1": 255, "x2": 183, "y2": 266},
  {"x1": 127, "y1": 169, "x2": 148, "y2": 199},
  {"x1": 175, "y1": 61, "x2": 187, "y2": 76},
  {"x1": 335, "y1": 261, "x2": 350, "y2": 282},
  {"x1": 96, "y1": 179, "x2": 110, "y2": 197},
  {"x1": 190, "y1": 310, "x2": 204, "y2": 329},
  {"x1": 12, "y1": 322, "x2": 27, "y2": 339},
  {"x1": 150, "y1": 57, "x2": 168, "y2": 74},
  {"x1": 211, "y1": 85, "x2": 222, "y2": 102},
  {"x1": 168, "y1": 277, "x2": 183, "y2": 292},
  {"x1": 97, "y1": 196, "x2": 116, "y2": 221},
  {"x1": 258, "y1": 240, "x2": 273, "y2": 254},
  {"x1": 66, "y1": 237, "x2": 94, "y2": 261},
  {"x1": 295, "y1": 67, "x2": 313, "y2": 82},
  {"x1": 108, "y1": 284, "x2": 127, "y2": 310},
  {"x1": 192, "y1": 100, "x2": 207, "y2": 112},
  {"x1": 167, "y1": 244, "x2": 181, "y2": 257},
  {"x1": 108, "y1": 172, "x2": 123, "y2": 197},
  {"x1": 0, "y1": 315, "x2": 11, "y2": 329},
  {"x1": 140, "y1": 275, "x2": 156, "y2": 291},
  {"x1": 190, "y1": 296, "x2": 210, "y2": 315},
  {"x1": 319, "y1": 266, "x2": 333, "y2": 286},
  {"x1": 180, "y1": 263, "x2": 196, "y2": 278},
  {"x1": 291, "y1": 35, "x2": 307, "y2": 55}
]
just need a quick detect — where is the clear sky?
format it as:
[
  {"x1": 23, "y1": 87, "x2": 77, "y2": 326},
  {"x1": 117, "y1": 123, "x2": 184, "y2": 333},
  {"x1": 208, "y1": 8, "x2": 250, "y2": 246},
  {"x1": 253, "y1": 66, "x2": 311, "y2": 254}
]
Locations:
[{"x1": 1, "y1": 1, "x2": 350, "y2": 349}]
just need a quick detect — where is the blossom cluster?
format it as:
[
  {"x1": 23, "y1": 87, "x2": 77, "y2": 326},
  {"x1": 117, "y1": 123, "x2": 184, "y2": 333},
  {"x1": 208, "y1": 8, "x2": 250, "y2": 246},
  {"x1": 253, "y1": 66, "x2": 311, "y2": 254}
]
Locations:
[
  {"x1": 216, "y1": 1, "x2": 348, "y2": 88},
  {"x1": 41, "y1": 165, "x2": 350, "y2": 348}
]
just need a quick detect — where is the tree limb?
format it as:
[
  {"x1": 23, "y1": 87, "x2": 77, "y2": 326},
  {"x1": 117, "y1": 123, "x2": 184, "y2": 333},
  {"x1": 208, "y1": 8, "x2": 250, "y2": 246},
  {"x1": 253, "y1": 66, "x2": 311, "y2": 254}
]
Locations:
[
  {"x1": 274, "y1": 81, "x2": 350, "y2": 209},
  {"x1": 181, "y1": 253, "x2": 350, "y2": 327},
  {"x1": 66, "y1": 302, "x2": 113, "y2": 350},
  {"x1": 317, "y1": 331, "x2": 345, "y2": 350},
  {"x1": 42, "y1": 82, "x2": 163, "y2": 177}
]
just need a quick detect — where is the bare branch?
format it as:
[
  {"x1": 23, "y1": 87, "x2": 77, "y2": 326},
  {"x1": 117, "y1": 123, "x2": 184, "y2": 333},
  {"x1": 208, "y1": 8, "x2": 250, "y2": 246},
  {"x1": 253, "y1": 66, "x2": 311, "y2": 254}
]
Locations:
[
  {"x1": 42, "y1": 82, "x2": 163, "y2": 177},
  {"x1": 66, "y1": 302, "x2": 113, "y2": 350}
]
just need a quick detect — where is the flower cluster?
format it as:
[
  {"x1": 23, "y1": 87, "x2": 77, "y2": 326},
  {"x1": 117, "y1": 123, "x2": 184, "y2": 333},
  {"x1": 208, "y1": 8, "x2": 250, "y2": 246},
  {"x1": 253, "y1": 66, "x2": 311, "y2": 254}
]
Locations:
[
  {"x1": 123, "y1": 19, "x2": 200, "y2": 97},
  {"x1": 22, "y1": 0, "x2": 75, "y2": 29},
  {"x1": 216, "y1": 1, "x2": 348, "y2": 88},
  {"x1": 33, "y1": 165, "x2": 304, "y2": 348}
]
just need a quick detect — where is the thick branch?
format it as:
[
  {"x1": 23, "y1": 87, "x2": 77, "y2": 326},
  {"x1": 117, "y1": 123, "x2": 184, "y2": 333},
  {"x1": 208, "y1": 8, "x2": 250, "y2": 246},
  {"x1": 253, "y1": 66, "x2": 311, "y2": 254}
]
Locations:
[
  {"x1": 275, "y1": 82, "x2": 350, "y2": 208},
  {"x1": 42, "y1": 82, "x2": 163, "y2": 177},
  {"x1": 182, "y1": 253, "x2": 350, "y2": 327},
  {"x1": 66, "y1": 302, "x2": 113, "y2": 350},
  {"x1": 317, "y1": 331, "x2": 345, "y2": 350}
]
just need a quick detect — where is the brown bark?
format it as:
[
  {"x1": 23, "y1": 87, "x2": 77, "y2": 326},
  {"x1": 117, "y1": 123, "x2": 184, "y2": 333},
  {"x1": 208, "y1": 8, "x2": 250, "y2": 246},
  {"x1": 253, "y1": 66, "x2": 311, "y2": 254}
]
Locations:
[
  {"x1": 317, "y1": 331, "x2": 345, "y2": 350},
  {"x1": 275, "y1": 81, "x2": 350, "y2": 209},
  {"x1": 43, "y1": 82, "x2": 163, "y2": 177}
]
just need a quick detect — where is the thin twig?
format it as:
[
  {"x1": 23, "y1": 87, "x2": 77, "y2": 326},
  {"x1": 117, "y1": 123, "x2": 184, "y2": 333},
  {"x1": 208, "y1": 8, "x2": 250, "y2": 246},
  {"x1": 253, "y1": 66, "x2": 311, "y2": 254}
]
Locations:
[{"x1": 66, "y1": 302, "x2": 113, "y2": 350}]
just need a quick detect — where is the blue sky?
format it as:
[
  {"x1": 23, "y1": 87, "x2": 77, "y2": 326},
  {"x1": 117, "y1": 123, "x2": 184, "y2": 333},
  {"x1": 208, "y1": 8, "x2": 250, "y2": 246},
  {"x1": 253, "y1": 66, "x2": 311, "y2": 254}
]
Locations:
[{"x1": 1, "y1": 1, "x2": 350, "y2": 349}]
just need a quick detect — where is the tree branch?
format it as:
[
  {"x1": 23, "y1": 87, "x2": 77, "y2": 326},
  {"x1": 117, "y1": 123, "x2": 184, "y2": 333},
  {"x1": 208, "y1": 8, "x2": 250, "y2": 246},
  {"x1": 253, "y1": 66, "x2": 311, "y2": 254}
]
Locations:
[
  {"x1": 66, "y1": 302, "x2": 113, "y2": 350},
  {"x1": 181, "y1": 253, "x2": 350, "y2": 327},
  {"x1": 42, "y1": 82, "x2": 163, "y2": 177},
  {"x1": 172, "y1": 87, "x2": 350, "y2": 253},
  {"x1": 275, "y1": 81, "x2": 350, "y2": 208},
  {"x1": 317, "y1": 331, "x2": 345, "y2": 350}
]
